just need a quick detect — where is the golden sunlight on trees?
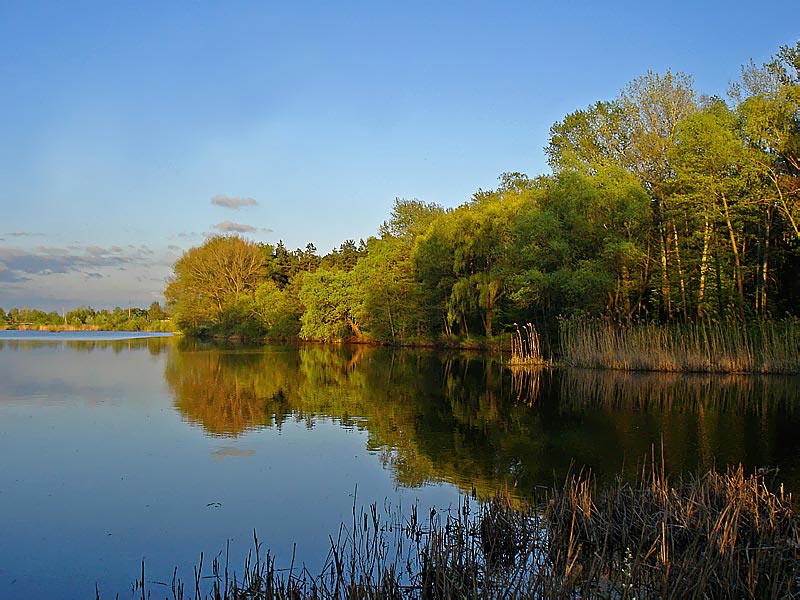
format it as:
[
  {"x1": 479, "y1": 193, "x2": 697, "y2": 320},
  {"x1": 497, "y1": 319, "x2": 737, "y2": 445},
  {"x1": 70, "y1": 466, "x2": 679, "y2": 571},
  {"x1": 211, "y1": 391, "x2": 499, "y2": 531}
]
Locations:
[
  {"x1": 165, "y1": 235, "x2": 267, "y2": 335},
  {"x1": 164, "y1": 41, "x2": 799, "y2": 343}
]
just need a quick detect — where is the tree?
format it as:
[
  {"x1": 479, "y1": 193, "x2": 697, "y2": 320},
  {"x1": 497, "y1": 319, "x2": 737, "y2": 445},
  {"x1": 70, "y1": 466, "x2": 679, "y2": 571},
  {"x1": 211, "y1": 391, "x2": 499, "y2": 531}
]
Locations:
[
  {"x1": 165, "y1": 235, "x2": 267, "y2": 334},
  {"x1": 547, "y1": 101, "x2": 631, "y2": 175},
  {"x1": 504, "y1": 168, "x2": 649, "y2": 320},
  {"x1": 298, "y1": 268, "x2": 363, "y2": 342},
  {"x1": 725, "y1": 41, "x2": 800, "y2": 314},
  {"x1": 670, "y1": 100, "x2": 752, "y2": 317},
  {"x1": 253, "y1": 278, "x2": 303, "y2": 337},
  {"x1": 547, "y1": 71, "x2": 698, "y2": 320},
  {"x1": 353, "y1": 236, "x2": 421, "y2": 341},
  {"x1": 147, "y1": 302, "x2": 167, "y2": 322},
  {"x1": 733, "y1": 42, "x2": 800, "y2": 241},
  {"x1": 379, "y1": 198, "x2": 444, "y2": 241}
]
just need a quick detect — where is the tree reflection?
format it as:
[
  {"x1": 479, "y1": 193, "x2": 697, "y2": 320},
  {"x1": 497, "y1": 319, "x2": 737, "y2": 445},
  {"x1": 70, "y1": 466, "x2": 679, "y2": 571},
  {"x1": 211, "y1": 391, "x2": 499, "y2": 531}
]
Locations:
[{"x1": 165, "y1": 342, "x2": 800, "y2": 497}]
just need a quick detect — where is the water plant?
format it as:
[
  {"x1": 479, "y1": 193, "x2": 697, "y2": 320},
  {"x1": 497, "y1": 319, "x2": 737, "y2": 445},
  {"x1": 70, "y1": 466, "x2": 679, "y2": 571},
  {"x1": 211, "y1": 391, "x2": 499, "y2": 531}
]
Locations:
[
  {"x1": 508, "y1": 323, "x2": 544, "y2": 366},
  {"x1": 547, "y1": 461, "x2": 799, "y2": 598},
  {"x1": 111, "y1": 462, "x2": 798, "y2": 599},
  {"x1": 558, "y1": 316, "x2": 800, "y2": 374}
]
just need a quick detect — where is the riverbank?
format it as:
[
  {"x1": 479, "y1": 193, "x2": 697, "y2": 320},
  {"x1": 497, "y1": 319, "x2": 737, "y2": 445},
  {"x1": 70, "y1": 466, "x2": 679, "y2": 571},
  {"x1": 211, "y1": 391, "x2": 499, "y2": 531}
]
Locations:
[
  {"x1": 114, "y1": 462, "x2": 798, "y2": 599},
  {"x1": 190, "y1": 316, "x2": 800, "y2": 375}
]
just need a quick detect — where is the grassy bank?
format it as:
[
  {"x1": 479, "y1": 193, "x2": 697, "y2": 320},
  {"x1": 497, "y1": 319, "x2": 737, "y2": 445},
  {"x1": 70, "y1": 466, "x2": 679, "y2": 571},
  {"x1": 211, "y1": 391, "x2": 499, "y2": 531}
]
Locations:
[
  {"x1": 111, "y1": 463, "x2": 797, "y2": 599},
  {"x1": 558, "y1": 317, "x2": 800, "y2": 374}
]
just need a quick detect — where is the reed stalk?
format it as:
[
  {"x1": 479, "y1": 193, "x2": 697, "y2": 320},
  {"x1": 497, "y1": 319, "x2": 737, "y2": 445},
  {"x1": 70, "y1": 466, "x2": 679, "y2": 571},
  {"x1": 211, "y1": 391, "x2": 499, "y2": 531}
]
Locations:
[
  {"x1": 111, "y1": 462, "x2": 798, "y2": 599},
  {"x1": 508, "y1": 323, "x2": 545, "y2": 366},
  {"x1": 558, "y1": 317, "x2": 800, "y2": 374}
]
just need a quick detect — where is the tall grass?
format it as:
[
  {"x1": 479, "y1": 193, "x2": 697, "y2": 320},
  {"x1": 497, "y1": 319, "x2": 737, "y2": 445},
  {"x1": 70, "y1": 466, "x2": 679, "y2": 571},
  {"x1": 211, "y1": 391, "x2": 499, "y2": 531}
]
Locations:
[
  {"x1": 122, "y1": 496, "x2": 546, "y2": 600},
  {"x1": 508, "y1": 323, "x2": 545, "y2": 366},
  {"x1": 559, "y1": 317, "x2": 800, "y2": 374},
  {"x1": 109, "y1": 463, "x2": 798, "y2": 599},
  {"x1": 548, "y1": 462, "x2": 799, "y2": 599}
]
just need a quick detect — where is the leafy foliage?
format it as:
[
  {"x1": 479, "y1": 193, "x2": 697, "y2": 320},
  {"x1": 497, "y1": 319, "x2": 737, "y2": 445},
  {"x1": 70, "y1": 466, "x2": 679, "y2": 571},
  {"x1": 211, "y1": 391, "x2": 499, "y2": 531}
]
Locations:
[{"x1": 159, "y1": 41, "x2": 800, "y2": 342}]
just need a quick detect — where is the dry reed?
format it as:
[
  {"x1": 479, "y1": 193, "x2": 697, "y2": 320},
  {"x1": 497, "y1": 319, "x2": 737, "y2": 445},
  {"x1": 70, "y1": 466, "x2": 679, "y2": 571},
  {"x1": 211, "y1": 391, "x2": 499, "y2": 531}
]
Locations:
[
  {"x1": 547, "y1": 461, "x2": 799, "y2": 599},
  {"x1": 508, "y1": 323, "x2": 545, "y2": 366},
  {"x1": 108, "y1": 462, "x2": 799, "y2": 599},
  {"x1": 559, "y1": 317, "x2": 800, "y2": 374}
]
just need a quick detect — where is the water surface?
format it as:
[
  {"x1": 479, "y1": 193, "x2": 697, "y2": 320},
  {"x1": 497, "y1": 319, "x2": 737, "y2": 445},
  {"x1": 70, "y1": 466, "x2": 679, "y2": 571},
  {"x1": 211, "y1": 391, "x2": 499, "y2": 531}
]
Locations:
[{"x1": 1, "y1": 335, "x2": 798, "y2": 598}]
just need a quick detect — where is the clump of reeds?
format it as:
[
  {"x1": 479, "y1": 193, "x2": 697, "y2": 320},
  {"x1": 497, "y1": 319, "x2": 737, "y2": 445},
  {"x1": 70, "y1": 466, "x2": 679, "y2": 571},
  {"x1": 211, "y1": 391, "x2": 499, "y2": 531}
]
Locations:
[
  {"x1": 546, "y1": 461, "x2": 800, "y2": 599},
  {"x1": 109, "y1": 463, "x2": 799, "y2": 599},
  {"x1": 559, "y1": 316, "x2": 800, "y2": 374},
  {"x1": 117, "y1": 494, "x2": 545, "y2": 600},
  {"x1": 508, "y1": 323, "x2": 545, "y2": 366}
]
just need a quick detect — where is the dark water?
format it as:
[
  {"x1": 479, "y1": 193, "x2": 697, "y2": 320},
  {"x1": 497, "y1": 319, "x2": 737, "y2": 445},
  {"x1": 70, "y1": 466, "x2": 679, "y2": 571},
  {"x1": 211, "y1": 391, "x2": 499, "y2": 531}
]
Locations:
[{"x1": 1, "y1": 335, "x2": 798, "y2": 598}]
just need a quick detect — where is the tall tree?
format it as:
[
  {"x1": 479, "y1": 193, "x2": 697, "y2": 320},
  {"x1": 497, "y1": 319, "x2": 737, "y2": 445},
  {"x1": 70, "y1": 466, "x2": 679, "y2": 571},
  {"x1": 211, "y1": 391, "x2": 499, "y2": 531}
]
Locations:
[
  {"x1": 670, "y1": 100, "x2": 751, "y2": 316},
  {"x1": 165, "y1": 235, "x2": 267, "y2": 334},
  {"x1": 733, "y1": 42, "x2": 800, "y2": 241}
]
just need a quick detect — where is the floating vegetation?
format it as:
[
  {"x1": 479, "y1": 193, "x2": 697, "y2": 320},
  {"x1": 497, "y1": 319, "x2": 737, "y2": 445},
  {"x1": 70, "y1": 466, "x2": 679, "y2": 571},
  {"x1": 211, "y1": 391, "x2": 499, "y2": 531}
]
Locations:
[{"x1": 112, "y1": 462, "x2": 798, "y2": 599}]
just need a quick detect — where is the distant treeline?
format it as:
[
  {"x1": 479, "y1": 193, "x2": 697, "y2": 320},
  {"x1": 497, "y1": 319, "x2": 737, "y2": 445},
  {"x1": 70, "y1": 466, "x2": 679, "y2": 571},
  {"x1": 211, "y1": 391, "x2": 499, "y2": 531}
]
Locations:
[
  {"x1": 166, "y1": 41, "x2": 799, "y2": 344},
  {"x1": 0, "y1": 303, "x2": 173, "y2": 332}
]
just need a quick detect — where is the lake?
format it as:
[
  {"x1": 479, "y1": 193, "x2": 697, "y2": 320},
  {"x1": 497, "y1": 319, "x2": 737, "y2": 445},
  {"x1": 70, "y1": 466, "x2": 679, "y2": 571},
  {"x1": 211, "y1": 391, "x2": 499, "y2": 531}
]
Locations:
[{"x1": 1, "y1": 332, "x2": 799, "y2": 598}]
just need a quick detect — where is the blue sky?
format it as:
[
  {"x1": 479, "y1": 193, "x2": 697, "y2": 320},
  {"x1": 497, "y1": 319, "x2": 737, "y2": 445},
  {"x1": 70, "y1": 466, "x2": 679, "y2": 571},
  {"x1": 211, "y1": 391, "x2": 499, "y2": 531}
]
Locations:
[{"x1": 1, "y1": 1, "x2": 796, "y2": 311}]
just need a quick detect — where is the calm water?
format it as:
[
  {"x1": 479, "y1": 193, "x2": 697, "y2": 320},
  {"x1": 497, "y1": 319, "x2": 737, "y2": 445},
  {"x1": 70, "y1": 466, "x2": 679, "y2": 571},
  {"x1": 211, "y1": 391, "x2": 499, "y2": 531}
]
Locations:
[{"x1": 1, "y1": 334, "x2": 799, "y2": 598}]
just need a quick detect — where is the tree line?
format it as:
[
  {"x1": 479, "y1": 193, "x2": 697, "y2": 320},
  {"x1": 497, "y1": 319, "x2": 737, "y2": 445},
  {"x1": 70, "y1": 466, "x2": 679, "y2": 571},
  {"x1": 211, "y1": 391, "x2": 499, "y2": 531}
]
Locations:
[
  {"x1": 166, "y1": 41, "x2": 799, "y2": 343},
  {"x1": 0, "y1": 303, "x2": 172, "y2": 332}
]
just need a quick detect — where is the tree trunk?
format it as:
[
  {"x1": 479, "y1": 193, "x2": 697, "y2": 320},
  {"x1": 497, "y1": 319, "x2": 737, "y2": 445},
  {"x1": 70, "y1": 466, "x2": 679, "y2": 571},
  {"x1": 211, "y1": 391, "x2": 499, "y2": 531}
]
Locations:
[
  {"x1": 659, "y1": 223, "x2": 672, "y2": 320},
  {"x1": 697, "y1": 217, "x2": 713, "y2": 318},
  {"x1": 387, "y1": 301, "x2": 396, "y2": 340},
  {"x1": 720, "y1": 192, "x2": 745, "y2": 317},
  {"x1": 347, "y1": 316, "x2": 364, "y2": 340},
  {"x1": 672, "y1": 221, "x2": 688, "y2": 319},
  {"x1": 758, "y1": 205, "x2": 773, "y2": 315},
  {"x1": 631, "y1": 236, "x2": 652, "y2": 318}
]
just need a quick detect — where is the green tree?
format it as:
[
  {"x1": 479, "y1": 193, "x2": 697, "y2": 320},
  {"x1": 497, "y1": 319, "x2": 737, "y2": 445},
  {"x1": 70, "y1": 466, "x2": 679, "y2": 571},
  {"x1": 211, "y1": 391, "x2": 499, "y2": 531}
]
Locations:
[
  {"x1": 298, "y1": 268, "x2": 363, "y2": 342},
  {"x1": 547, "y1": 101, "x2": 630, "y2": 175},
  {"x1": 506, "y1": 169, "x2": 649, "y2": 319},
  {"x1": 147, "y1": 301, "x2": 167, "y2": 322},
  {"x1": 351, "y1": 198, "x2": 445, "y2": 341},
  {"x1": 734, "y1": 42, "x2": 800, "y2": 241},
  {"x1": 352, "y1": 237, "x2": 418, "y2": 341},
  {"x1": 670, "y1": 100, "x2": 753, "y2": 317},
  {"x1": 165, "y1": 235, "x2": 267, "y2": 335},
  {"x1": 253, "y1": 277, "x2": 304, "y2": 337},
  {"x1": 547, "y1": 71, "x2": 697, "y2": 320}
]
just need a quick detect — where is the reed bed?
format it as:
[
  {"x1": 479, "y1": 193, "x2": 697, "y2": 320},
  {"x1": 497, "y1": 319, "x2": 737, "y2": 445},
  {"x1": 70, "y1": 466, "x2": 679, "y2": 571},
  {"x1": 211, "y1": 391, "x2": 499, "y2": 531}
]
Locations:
[
  {"x1": 508, "y1": 323, "x2": 546, "y2": 366},
  {"x1": 548, "y1": 462, "x2": 799, "y2": 599},
  {"x1": 559, "y1": 317, "x2": 800, "y2": 374},
  {"x1": 122, "y1": 496, "x2": 545, "y2": 600},
  {"x1": 111, "y1": 463, "x2": 799, "y2": 599}
]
